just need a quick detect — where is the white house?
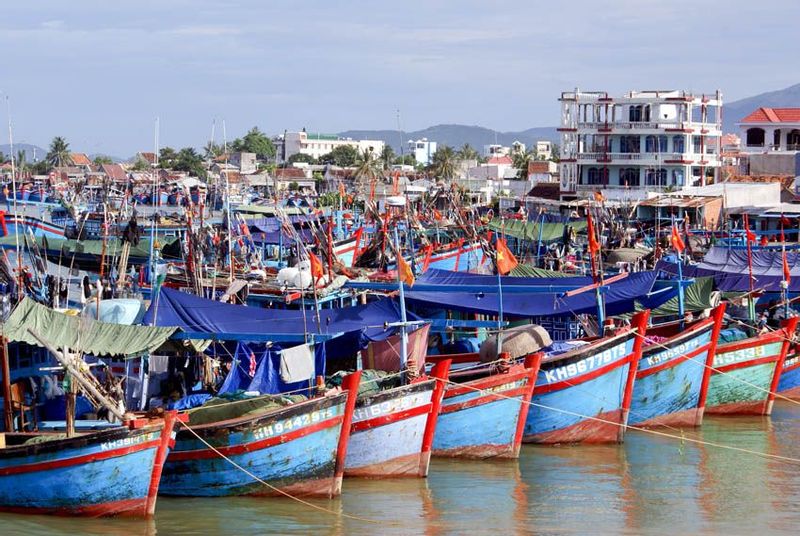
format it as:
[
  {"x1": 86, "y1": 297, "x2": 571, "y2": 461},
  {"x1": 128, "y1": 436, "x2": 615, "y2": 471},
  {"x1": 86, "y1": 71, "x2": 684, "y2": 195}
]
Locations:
[
  {"x1": 558, "y1": 89, "x2": 723, "y2": 201},
  {"x1": 407, "y1": 138, "x2": 437, "y2": 165},
  {"x1": 281, "y1": 131, "x2": 384, "y2": 162}
]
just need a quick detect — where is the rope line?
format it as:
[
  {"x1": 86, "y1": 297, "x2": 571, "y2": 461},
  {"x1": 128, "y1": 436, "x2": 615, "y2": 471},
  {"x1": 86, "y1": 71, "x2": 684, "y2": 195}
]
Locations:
[
  {"x1": 433, "y1": 375, "x2": 800, "y2": 466},
  {"x1": 177, "y1": 420, "x2": 397, "y2": 525}
]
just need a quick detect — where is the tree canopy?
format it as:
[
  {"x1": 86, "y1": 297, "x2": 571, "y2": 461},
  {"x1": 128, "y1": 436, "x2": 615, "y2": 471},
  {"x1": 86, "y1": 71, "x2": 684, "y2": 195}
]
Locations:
[
  {"x1": 430, "y1": 145, "x2": 456, "y2": 180},
  {"x1": 230, "y1": 127, "x2": 276, "y2": 161},
  {"x1": 319, "y1": 145, "x2": 359, "y2": 167},
  {"x1": 456, "y1": 143, "x2": 480, "y2": 161},
  {"x1": 46, "y1": 136, "x2": 71, "y2": 168},
  {"x1": 287, "y1": 153, "x2": 317, "y2": 165},
  {"x1": 379, "y1": 145, "x2": 395, "y2": 170}
]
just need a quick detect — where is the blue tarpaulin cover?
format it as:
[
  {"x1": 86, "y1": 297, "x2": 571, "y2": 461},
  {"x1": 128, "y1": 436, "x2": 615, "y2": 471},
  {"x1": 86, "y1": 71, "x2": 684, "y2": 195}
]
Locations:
[
  {"x1": 658, "y1": 246, "x2": 800, "y2": 292},
  {"x1": 406, "y1": 269, "x2": 660, "y2": 317},
  {"x1": 143, "y1": 287, "x2": 415, "y2": 357}
]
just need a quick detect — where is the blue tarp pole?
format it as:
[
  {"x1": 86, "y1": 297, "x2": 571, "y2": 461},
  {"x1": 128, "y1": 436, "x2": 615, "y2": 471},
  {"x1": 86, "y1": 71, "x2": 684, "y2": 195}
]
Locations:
[
  {"x1": 673, "y1": 215, "x2": 685, "y2": 321},
  {"x1": 393, "y1": 228, "x2": 409, "y2": 377}
]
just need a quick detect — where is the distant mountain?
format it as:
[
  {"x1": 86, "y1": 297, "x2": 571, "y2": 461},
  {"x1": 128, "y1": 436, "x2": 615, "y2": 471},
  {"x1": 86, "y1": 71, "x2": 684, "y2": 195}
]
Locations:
[
  {"x1": 0, "y1": 143, "x2": 47, "y2": 162},
  {"x1": 723, "y1": 83, "x2": 800, "y2": 133},
  {"x1": 339, "y1": 124, "x2": 559, "y2": 153}
]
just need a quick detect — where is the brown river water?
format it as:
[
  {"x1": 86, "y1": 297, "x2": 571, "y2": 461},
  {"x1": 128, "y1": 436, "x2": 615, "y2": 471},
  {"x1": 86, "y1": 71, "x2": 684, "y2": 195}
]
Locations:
[{"x1": 3, "y1": 401, "x2": 800, "y2": 535}]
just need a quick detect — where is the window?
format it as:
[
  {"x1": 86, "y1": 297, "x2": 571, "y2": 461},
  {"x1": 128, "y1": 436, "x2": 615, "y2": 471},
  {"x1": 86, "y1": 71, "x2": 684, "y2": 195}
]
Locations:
[
  {"x1": 671, "y1": 169, "x2": 684, "y2": 186},
  {"x1": 629, "y1": 105, "x2": 642, "y2": 122},
  {"x1": 673, "y1": 135, "x2": 685, "y2": 153},
  {"x1": 692, "y1": 136, "x2": 702, "y2": 154},
  {"x1": 620, "y1": 135, "x2": 640, "y2": 153},
  {"x1": 645, "y1": 168, "x2": 667, "y2": 186},
  {"x1": 644, "y1": 136, "x2": 666, "y2": 153},
  {"x1": 620, "y1": 168, "x2": 639, "y2": 186},
  {"x1": 586, "y1": 167, "x2": 608, "y2": 185},
  {"x1": 746, "y1": 128, "x2": 765, "y2": 147}
]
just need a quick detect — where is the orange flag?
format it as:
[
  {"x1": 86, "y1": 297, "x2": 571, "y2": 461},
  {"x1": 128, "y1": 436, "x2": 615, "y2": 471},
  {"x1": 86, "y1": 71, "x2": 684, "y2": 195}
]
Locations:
[
  {"x1": 338, "y1": 182, "x2": 346, "y2": 198},
  {"x1": 495, "y1": 238, "x2": 518, "y2": 275},
  {"x1": 309, "y1": 252, "x2": 324, "y2": 281},
  {"x1": 397, "y1": 254, "x2": 415, "y2": 287},
  {"x1": 671, "y1": 223, "x2": 685, "y2": 253},
  {"x1": 587, "y1": 213, "x2": 600, "y2": 256}
]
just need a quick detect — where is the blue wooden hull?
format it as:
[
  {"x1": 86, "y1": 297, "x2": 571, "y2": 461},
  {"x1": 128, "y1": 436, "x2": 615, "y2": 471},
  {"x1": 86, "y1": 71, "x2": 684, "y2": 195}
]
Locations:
[
  {"x1": 345, "y1": 380, "x2": 439, "y2": 477},
  {"x1": 433, "y1": 361, "x2": 536, "y2": 459},
  {"x1": 629, "y1": 321, "x2": 716, "y2": 428},
  {"x1": 0, "y1": 418, "x2": 173, "y2": 517},
  {"x1": 524, "y1": 331, "x2": 640, "y2": 444},
  {"x1": 778, "y1": 353, "x2": 800, "y2": 398},
  {"x1": 162, "y1": 393, "x2": 350, "y2": 498},
  {"x1": 423, "y1": 242, "x2": 483, "y2": 273}
]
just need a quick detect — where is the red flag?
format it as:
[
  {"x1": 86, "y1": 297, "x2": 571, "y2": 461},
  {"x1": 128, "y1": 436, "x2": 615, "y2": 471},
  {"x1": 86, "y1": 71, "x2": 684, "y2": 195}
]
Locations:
[
  {"x1": 784, "y1": 250, "x2": 792, "y2": 284},
  {"x1": 309, "y1": 251, "x2": 324, "y2": 281},
  {"x1": 760, "y1": 235, "x2": 768, "y2": 247},
  {"x1": 587, "y1": 213, "x2": 600, "y2": 256},
  {"x1": 249, "y1": 352, "x2": 257, "y2": 377},
  {"x1": 338, "y1": 182, "x2": 346, "y2": 198},
  {"x1": 671, "y1": 223, "x2": 685, "y2": 253},
  {"x1": 495, "y1": 238, "x2": 518, "y2": 275}
]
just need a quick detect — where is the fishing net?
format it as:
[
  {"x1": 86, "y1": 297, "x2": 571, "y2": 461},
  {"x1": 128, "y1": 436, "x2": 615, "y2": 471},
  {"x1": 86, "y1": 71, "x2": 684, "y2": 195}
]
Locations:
[
  {"x1": 326, "y1": 369, "x2": 399, "y2": 397},
  {"x1": 186, "y1": 393, "x2": 307, "y2": 426}
]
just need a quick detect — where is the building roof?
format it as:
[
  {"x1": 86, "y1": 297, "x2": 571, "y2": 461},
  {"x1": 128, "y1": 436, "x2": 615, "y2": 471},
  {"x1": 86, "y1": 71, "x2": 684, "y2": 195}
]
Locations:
[
  {"x1": 100, "y1": 163, "x2": 127, "y2": 182},
  {"x1": 274, "y1": 167, "x2": 306, "y2": 180},
  {"x1": 70, "y1": 153, "x2": 92, "y2": 166},
  {"x1": 740, "y1": 107, "x2": 800, "y2": 124},
  {"x1": 486, "y1": 155, "x2": 513, "y2": 165},
  {"x1": 138, "y1": 152, "x2": 157, "y2": 164},
  {"x1": 527, "y1": 161, "x2": 555, "y2": 174},
  {"x1": 526, "y1": 182, "x2": 560, "y2": 200}
]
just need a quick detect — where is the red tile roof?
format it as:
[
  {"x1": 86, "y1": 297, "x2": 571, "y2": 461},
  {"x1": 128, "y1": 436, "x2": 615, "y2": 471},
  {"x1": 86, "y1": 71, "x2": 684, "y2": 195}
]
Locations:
[
  {"x1": 740, "y1": 107, "x2": 800, "y2": 124},
  {"x1": 486, "y1": 155, "x2": 513, "y2": 165},
  {"x1": 527, "y1": 161, "x2": 554, "y2": 174},
  {"x1": 138, "y1": 152, "x2": 157, "y2": 164},
  {"x1": 274, "y1": 168, "x2": 307, "y2": 179},
  {"x1": 70, "y1": 153, "x2": 92, "y2": 166},
  {"x1": 100, "y1": 163, "x2": 127, "y2": 182}
]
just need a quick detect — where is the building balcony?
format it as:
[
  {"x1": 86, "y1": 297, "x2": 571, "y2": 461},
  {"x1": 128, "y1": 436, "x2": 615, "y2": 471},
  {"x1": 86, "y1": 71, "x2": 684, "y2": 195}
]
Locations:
[
  {"x1": 573, "y1": 121, "x2": 720, "y2": 135},
  {"x1": 575, "y1": 152, "x2": 719, "y2": 165}
]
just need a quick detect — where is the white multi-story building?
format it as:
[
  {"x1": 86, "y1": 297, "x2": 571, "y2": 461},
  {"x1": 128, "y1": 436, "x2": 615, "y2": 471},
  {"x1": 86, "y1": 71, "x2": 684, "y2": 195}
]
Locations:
[
  {"x1": 558, "y1": 89, "x2": 723, "y2": 200},
  {"x1": 535, "y1": 141, "x2": 553, "y2": 160},
  {"x1": 739, "y1": 108, "x2": 800, "y2": 153},
  {"x1": 408, "y1": 138, "x2": 437, "y2": 165},
  {"x1": 281, "y1": 131, "x2": 384, "y2": 162},
  {"x1": 483, "y1": 144, "x2": 509, "y2": 158}
]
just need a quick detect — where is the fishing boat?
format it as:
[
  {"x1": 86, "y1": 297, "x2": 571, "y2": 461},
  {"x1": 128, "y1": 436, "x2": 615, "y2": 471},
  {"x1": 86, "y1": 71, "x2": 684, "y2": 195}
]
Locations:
[
  {"x1": 523, "y1": 311, "x2": 649, "y2": 444},
  {"x1": 705, "y1": 317, "x2": 798, "y2": 415},
  {"x1": 429, "y1": 352, "x2": 541, "y2": 459},
  {"x1": 160, "y1": 373, "x2": 360, "y2": 498},
  {"x1": 778, "y1": 338, "x2": 800, "y2": 399},
  {"x1": 0, "y1": 413, "x2": 178, "y2": 517},
  {"x1": 628, "y1": 305, "x2": 725, "y2": 428},
  {"x1": 344, "y1": 360, "x2": 450, "y2": 478}
]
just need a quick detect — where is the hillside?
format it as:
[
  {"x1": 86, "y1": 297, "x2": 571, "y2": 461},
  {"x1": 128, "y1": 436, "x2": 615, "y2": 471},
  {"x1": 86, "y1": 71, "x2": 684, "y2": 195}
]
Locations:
[
  {"x1": 0, "y1": 143, "x2": 47, "y2": 162},
  {"x1": 723, "y1": 83, "x2": 800, "y2": 132},
  {"x1": 339, "y1": 124, "x2": 559, "y2": 153}
]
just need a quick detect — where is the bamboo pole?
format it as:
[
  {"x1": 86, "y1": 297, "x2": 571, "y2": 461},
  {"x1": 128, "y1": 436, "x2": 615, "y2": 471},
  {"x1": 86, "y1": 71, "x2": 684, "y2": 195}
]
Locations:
[
  {"x1": 25, "y1": 328, "x2": 126, "y2": 421},
  {"x1": 0, "y1": 337, "x2": 13, "y2": 431}
]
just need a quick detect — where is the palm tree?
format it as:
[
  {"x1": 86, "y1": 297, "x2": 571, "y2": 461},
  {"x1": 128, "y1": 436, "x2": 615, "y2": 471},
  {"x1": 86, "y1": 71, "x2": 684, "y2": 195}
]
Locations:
[
  {"x1": 46, "y1": 136, "x2": 72, "y2": 168},
  {"x1": 379, "y1": 145, "x2": 396, "y2": 170},
  {"x1": 456, "y1": 143, "x2": 479, "y2": 161},
  {"x1": 354, "y1": 147, "x2": 381, "y2": 194},
  {"x1": 15, "y1": 150, "x2": 27, "y2": 173},
  {"x1": 431, "y1": 145, "x2": 456, "y2": 180},
  {"x1": 512, "y1": 150, "x2": 533, "y2": 180}
]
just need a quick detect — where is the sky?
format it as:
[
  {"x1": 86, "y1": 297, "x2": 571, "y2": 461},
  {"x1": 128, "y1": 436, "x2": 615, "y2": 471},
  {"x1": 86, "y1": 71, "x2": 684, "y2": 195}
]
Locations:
[{"x1": 2, "y1": 0, "x2": 799, "y2": 157}]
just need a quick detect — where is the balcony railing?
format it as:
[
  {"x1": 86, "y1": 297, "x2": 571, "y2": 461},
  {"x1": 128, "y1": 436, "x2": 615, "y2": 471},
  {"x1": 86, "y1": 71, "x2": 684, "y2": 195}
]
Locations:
[{"x1": 575, "y1": 121, "x2": 720, "y2": 132}]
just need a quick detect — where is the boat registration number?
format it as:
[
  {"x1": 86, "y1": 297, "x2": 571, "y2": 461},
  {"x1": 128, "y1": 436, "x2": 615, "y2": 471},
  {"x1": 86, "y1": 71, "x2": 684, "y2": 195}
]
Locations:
[
  {"x1": 542, "y1": 343, "x2": 628, "y2": 384},
  {"x1": 714, "y1": 342, "x2": 782, "y2": 368},
  {"x1": 253, "y1": 408, "x2": 336, "y2": 440},
  {"x1": 352, "y1": 392, "x2": 429, "y2": 422},
  {"x1": 100, "y1": 432, "x2": 158, "y2": 452},
  {"x1": 644, "y1": 336, "x2": 705, "y2": 369}
]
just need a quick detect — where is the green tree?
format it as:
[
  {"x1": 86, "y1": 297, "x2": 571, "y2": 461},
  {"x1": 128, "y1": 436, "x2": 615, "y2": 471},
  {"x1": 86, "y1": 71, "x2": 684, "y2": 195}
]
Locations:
[
  {"x1": 46, "y1": 136, "x2": 72, "y2": 168},
  {"x1": 430, "y1": 145, "x2": 457, "y2": 180},
  {"x1": 287, "y1": 153, "x2": 317, "y2": 166},
  {"x1": 93, "y1": 155, "x2": 113, "y2": 165},
  {"x1": 173, "y1": 147, "x2": 207, "y2": 178},
  {"x1": 15, "y1": 150, "x2": 27, "y2": 173},
  {"x1": 379, "y1": 145, "x2": 396, "y2": 170},
  {"x1": 203, "y1": 141, "x2": 224, "y2": 160},
  {"x1": 0, "y1": 151, "x2": 5, "y2": 163},
  {"x1": 159, "y1": 147, "x2": 178, "y2": 169},
  {"x1": 319, "y1": 145, "x2": 359, "y2": 167},
  {"x1": 353, "y1": 147, "x2": 381, "y2": 193},
  {"x1": 512, "y1": 150, "x2": 533, "y2": 180},
  {"x1": 288, "y1": 181, "x2": 300, "y2": 191},
  {"x1": 393, "y1": 154, "x2": 416, "y2": 166},
  {"x1": 231, "y1": 127, "x2": 276, "y2": 161},
  {"x1": 456, "y1": 143, "x2": 479, "y2": 161},
  {"x1": 131, "y1": 157, "x2": 151, "y2": 171}
]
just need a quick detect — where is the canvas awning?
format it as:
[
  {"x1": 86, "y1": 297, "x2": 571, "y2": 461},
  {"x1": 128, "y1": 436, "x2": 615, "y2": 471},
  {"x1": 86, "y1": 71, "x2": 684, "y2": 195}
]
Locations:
[
  {"x1": 1, "y1": 298, "x2": 179, "y2": 356},
  {"x1": 487, "y1": 218, "x2": 587, "y2": 243}
]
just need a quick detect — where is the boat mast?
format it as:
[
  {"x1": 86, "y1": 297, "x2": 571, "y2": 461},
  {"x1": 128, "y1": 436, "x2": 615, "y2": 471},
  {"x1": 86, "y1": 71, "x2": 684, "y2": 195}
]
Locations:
[
  {"x1": 392, "y1": 227, "x2": 409, "y2": 377},
  {"x1": 223, "y1": 120, "x2": 233, "y2": 283},
  {"x1": 6, "y1": 97, "x2": 22, "y2": 299}
]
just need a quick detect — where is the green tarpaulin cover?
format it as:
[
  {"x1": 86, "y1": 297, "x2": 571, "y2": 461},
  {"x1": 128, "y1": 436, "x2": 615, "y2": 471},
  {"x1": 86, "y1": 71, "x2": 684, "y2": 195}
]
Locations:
[
  {"x1": 487, "y1": 219, "x2": 587, "y2": 243},
  {"x1": 636, "y1": 276, "x2": 716, "y2": 317},
  {"x1": 509, "y1": 264, "x2": 575, "y2": 278},
  {"x1": 1, "y1": 298, "x2": 178, "y2": 356}
]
